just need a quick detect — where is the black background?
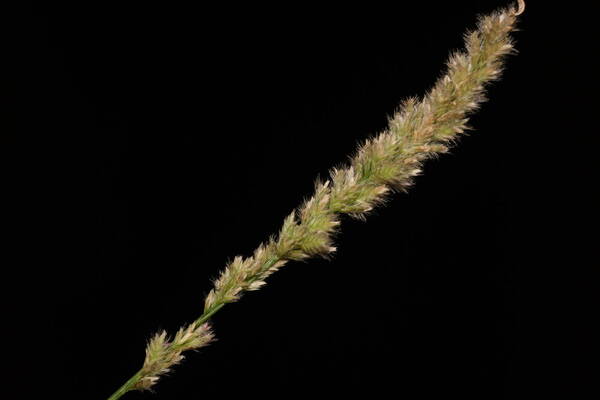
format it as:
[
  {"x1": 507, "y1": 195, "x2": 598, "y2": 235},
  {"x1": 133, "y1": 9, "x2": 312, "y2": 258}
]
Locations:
[{"x1": 3, "y1": 1, "x2": 596, "y2": 399}]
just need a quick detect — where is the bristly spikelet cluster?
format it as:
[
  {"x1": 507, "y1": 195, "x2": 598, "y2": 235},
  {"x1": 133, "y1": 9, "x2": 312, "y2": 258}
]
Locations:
[
  {"x1": 204, "y1": 250, "x2": 288, "y2": 309},
  {"x1": 295, "y1": 179, "x2": 341, "y2": 256},
  {"x1": 123, "y1": 2, "x2": 524, "y2": 396},
  {"x1": 135, "y1": 322, "x2": 214, "y2": 390},
  {"x1": 203, "y1": 180, "x2": 341, "y2": 310},
  {"x1": 350, "y1": 3, "x2": 521, "y2": 202}
]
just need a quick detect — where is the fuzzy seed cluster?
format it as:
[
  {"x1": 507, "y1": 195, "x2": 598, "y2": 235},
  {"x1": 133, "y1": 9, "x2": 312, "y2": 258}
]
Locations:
[
  {"x1": 134, "y1": 2, "x2": 522, "y2": 392},
  {"x1": 133, "y1": 322, "x2": 214, "y2": 390}
]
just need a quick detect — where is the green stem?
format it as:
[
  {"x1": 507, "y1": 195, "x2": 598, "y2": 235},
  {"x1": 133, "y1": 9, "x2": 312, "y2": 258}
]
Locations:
[
  {"x1": 106, "y1": 370, "x2": 142, "y2": 400},
  {"x1": 194, "y1": 302, "x2": 224, "y2": 327}
]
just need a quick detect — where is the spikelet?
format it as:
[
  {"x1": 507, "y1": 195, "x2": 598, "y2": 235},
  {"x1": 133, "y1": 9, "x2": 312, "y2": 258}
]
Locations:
[{"x1": 134, "y1": 323, "x2": 214, "y2": 390}]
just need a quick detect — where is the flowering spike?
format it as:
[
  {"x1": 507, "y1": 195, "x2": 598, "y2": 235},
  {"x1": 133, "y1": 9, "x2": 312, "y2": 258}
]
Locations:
[{"x1": 108, "y1": 3, "x2": 524, "y2": 398}]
